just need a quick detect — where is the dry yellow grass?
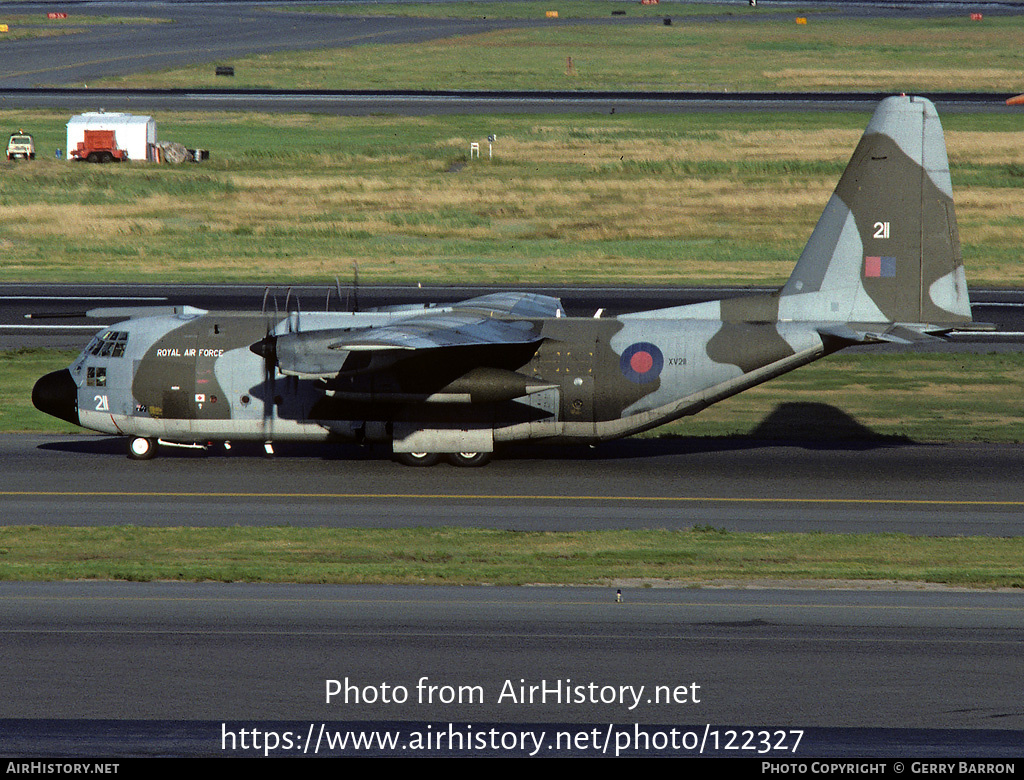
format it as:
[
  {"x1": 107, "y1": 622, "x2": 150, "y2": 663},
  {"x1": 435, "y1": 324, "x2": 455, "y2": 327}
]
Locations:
[
  {"x1": 946, "y1": 132, "x2": 1024, "y2": 166},
  {"x1": 5, "y1": 127, "x2": 992, "y2": 239},
  {"x1": 762, "y1": 68, "x2": 1020, "y2": 92}
]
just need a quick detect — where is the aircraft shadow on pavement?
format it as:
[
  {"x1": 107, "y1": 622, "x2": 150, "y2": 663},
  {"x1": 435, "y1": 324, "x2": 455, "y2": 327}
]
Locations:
[
  {"x1": 513, "y1": 402, "x2": 915, "y2": 461},
  {"x1": 36, "y1": 402, "x2": 915, "y2": 462}
]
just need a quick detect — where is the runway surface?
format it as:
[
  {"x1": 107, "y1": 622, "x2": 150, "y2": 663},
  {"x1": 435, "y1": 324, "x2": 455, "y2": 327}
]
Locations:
[
  {"x1": 4, "y1": 434, "x2": 1024, "y2": 535},
  {"x1": 0, "y1": 2, "x2": 523, "y2": 89},
  {"x1": 1, "y1": 582, "x2": 1022, "y2": 756}
]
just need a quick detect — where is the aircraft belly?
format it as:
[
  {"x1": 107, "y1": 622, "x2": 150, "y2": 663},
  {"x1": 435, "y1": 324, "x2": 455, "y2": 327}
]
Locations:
[
  {"x1": 77, "y1": 409, "x2": 123, "y2": 435},
  {"x1": 106, "y1": 415, "x2": 331, "y2": 442}
]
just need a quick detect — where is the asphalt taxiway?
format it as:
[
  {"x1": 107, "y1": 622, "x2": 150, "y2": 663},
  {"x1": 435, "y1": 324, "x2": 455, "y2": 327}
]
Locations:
[
  {"x1": 0, "y1": 1, "x2": 1019, "y2": 116},
  {"x1": 0, "y1": 3, "x2": 523, "y2": 89},
  {"x1": 5, "y1": 434, "x2": 1024, "y2": 535}
]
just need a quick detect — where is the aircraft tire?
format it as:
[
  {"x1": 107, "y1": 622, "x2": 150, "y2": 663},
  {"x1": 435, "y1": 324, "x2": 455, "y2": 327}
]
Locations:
[
  {"x1": 394, "y1": 451, "x2": 442, "y2": 467},
  {"x1": 447, "y1": 451, "x2": 492, "y2": 467},
  {"x1": 127, "y1": 436, "x2": 157, "y2": 460}
]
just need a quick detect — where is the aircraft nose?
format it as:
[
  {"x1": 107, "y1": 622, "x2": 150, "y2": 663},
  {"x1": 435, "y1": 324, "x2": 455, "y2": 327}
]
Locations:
[{"x1": 32, "y1": 369, "x2": 79, "y2": 426}]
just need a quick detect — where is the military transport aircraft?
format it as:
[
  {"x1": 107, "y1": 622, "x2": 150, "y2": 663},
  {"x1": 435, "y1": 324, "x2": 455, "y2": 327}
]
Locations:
[{"x1": 33, "y1": 96, "x2": 988, "y2": 466}]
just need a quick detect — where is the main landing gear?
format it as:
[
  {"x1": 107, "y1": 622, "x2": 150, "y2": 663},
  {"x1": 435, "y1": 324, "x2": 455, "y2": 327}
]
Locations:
[
  {"x1": 447, "y1": 451, "x2": 492, "y2": 467},
  {"x1": 393, "y1": 451, "x2": 492, "y2": 467}
]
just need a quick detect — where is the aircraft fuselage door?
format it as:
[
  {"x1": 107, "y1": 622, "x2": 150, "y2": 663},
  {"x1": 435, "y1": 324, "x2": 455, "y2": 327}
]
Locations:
[{"x1": 162, "y1": 330, "x2": 198, "y2": 420}]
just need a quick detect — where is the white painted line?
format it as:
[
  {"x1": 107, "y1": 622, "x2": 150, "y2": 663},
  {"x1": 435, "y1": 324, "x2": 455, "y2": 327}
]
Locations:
[{"x1": 0, "y1": 325, "x2": 111, "y2": 330}]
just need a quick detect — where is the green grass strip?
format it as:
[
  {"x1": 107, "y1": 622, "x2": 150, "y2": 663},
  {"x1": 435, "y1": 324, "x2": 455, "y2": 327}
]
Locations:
[{"x1": 0, "y1": 526, "x2": 1020, "y2": 588}]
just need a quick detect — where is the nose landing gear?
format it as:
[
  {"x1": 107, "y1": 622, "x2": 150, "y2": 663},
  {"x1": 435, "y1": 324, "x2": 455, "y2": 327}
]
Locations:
[{"x1": 127, "y1": 436, "x2": 158, "y2": 460}]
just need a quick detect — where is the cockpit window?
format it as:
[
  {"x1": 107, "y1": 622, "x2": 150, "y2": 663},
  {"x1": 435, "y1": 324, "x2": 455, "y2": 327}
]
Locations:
[
  {"x1": 86, "y1": 367, "x2": 106, "y2": 387},
  {"x1": 86, "y1": 330, "x2": 129, "y2": 358}
]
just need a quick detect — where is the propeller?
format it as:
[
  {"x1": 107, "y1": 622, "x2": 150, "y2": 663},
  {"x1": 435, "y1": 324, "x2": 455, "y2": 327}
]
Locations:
[{"x1": 252, "y1": 286, "x2": 281, "y2": 443}]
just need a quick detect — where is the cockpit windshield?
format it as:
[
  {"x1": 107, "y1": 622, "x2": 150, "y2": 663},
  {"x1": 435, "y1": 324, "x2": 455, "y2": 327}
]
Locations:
[{"x1": 85, "y1": 330, "x2": 130, "y2": 358}]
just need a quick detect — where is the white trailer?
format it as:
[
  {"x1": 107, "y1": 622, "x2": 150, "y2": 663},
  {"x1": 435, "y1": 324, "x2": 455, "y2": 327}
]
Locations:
[{"x1": 65, "y1": 112, "x2": 156, "y2": 162}]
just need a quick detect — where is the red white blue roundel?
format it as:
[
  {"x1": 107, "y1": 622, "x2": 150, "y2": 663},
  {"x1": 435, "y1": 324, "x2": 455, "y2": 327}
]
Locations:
[{"x1": 620, "y1": 342, "x2": 664, "y2": 384}]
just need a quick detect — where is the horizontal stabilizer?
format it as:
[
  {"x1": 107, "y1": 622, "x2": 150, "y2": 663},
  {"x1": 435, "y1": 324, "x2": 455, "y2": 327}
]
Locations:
[
  {"x1": 818, "y1": 321, "x2": 995, "y2": 346},
  {"x1": 817, "y1": 323, "x2": 943, "y2": 346}
]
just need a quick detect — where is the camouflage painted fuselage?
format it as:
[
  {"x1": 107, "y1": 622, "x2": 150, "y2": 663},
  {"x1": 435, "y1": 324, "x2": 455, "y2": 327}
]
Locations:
[{"x1": 55, "y1": 299, "x2": 830, "y2": 453}]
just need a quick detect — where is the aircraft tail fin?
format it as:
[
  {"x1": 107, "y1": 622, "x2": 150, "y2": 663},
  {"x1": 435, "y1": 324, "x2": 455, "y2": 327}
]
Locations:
[{"x1": 779, "y1": 95, "x2": 972, "y2": 327}]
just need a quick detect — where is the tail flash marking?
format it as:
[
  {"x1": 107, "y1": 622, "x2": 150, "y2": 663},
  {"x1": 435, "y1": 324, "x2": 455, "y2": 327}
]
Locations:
[{"x1": 864, "y1": 256, "x2": 896, "y2": 278}]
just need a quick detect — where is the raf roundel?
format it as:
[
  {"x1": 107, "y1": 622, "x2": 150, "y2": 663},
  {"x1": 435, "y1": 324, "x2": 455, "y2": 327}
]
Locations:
[{"x1": 619, "y1": 342, "x2": 664, "y2": 384}]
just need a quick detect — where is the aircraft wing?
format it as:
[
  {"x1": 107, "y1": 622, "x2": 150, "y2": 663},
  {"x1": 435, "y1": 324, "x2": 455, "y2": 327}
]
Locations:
[
  {"x1": 271, "y1": 292, "x2": 562, "y2": 378},
  {"x1": 331, "y1": 311, "x2": 543, "y2": 352}
]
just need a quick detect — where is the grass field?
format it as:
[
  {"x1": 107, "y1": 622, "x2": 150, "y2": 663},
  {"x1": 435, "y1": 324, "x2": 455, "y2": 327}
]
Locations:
[
  {"x1": 0, "y1": 349, "x2": 80, "y2": 434},
  {"x1": 1, "y1": 109, "x2": 1022, "y2": 287},
  {"x1": 0, "y1": 14, "x2": 160, "y2": 41},
  {"x1": 5, "y1": 8, "x2": 1023, "y2": 287}
]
